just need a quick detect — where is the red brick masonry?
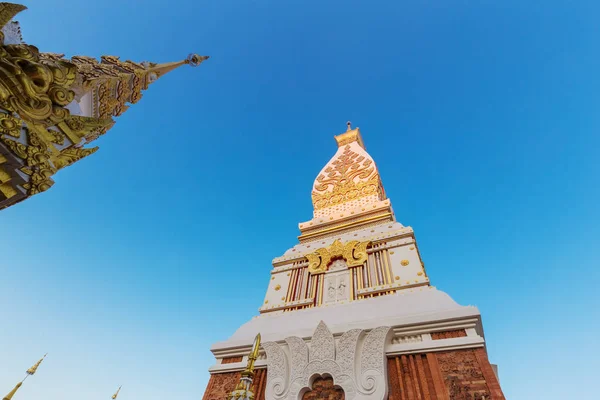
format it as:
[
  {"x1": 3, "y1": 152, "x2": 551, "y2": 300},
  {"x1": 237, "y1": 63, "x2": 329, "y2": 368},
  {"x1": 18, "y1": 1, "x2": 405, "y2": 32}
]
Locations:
[
  {"x1": 430, "y1": 330, "x2": 468, "y2": 340},
  {"x1": 302, "y1": 376, "x2": 345, "y2": 400},
  {"x1": 388, "y1": 349, "x2": 505, "y2": 400}
]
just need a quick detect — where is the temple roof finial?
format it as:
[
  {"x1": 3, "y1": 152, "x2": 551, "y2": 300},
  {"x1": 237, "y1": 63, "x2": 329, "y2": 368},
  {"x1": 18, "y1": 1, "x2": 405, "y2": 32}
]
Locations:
[
  {"x1": 3, "y1": 353, "x2": 47, "y2": 400},
  {"x1": 25, "y1": 353, "x2": 46, "y2": 376},
  {"x1": 347, "y1": 121, "x2": 352, "y2": 131},
  {"x1": 111, "y1": 385, "x2": 122, "y2": 399},
  {"x1": 143, "y1": 54, "x2": 210, "y2": 82}
]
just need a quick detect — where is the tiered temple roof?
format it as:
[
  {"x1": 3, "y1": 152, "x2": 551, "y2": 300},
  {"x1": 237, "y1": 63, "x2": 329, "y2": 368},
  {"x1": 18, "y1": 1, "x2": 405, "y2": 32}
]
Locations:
[{"x1": 0, "y1": 2, "x2": 208, "y2": 210}]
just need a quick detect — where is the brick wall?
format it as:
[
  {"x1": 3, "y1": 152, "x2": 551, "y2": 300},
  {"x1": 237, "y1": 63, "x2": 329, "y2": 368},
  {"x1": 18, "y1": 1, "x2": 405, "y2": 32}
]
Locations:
[
  {"x1": 430, "y1": 330, "x2": 467, "y2": 340},
  {"x1": 388, "y1": 349, "x2": 505, "y2": 400},
  {"x1": 302, "y1": 376, "x2": 345, "y2": 400},
  {"x1": 202, "y1": 369, "x2": 267, "y2": 400}
]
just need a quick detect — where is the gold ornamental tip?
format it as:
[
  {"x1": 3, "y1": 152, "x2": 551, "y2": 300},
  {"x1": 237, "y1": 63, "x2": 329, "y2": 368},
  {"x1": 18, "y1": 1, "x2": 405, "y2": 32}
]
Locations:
[
  {"x1": 334, "y1": 122, "x2": 365, "y2": 149},
  {"x1": 111, "y1": 385, "x2": 122, "y2": 399},
  {"x1": 3, "y1": 382, "x2": 22, "y2": 400},
  {"x1": 144, "y1": 54, "x2": 209, "y2": 82},
  {"x1": 26, "y1": 353, "x2": 47, "y2": 375}
]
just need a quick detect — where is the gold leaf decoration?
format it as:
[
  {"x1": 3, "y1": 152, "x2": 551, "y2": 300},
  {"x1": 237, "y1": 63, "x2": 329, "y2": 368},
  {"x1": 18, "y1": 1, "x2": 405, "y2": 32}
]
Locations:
[
  {"x1": 305, "y1": 239, "x2": 370, "y2": 274},
  {"x1": 312, "y1": 145, "x2": 384, "y2": 210}
]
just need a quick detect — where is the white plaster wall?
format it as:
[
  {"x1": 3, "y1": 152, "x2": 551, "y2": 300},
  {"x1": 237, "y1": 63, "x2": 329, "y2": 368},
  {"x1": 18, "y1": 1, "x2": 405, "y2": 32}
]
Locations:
[
  {"x1": 261, "y1": 268, "x2": 292, "y2": 310},
  {"x1": 388, "y1": 241, "x2": 428, "y2": 287}
]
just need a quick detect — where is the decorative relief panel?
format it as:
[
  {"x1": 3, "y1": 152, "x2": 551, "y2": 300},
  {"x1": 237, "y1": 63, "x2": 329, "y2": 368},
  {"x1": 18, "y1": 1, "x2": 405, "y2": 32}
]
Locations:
[
  {"x1": 323, "y1": 262, "x2": 350, "y2": 305},
  {"x1": 305, "y1": 239, "x2": 370, "y2": 274},
  {"x1": 263, "y1": 321, "x2": 391, "y2": 400}
]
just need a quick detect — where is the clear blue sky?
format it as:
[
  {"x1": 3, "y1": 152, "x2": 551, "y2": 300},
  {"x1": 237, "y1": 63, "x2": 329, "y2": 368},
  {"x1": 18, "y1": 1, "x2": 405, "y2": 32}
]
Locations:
[{"x1": 1, "y1": 1, "x2": 598, "y2": 399}]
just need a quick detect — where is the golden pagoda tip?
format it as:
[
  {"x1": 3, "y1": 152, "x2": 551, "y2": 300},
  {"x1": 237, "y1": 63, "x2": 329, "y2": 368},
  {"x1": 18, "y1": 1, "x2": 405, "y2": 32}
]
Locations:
[
  {"x1": 26, "y1": 353, "x2": 47, "y2": 376},
  {"x1": 347, "y1": 121, "x2": 352, "y2": 131}
]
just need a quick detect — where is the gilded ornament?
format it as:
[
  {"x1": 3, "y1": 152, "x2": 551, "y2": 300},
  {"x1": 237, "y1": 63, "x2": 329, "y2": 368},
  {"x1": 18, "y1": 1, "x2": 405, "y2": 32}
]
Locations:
[
  {"x1": 274, "y1": 284, "x2": 281, "y2": 291},
  {"x1": 401, "y1": 260, "x2": 409, "y2": 266},
  {"x1": 417, "y1": 271, "x2": 423, "y2": 276},
  {"x1": 410, "y1": 246, "x2": 415, "y2": 250},
  {"x1": 0, "y1": 113, "x2": 21, "y2": 137},
  {"x1": 305, "y1": 239, "x2": 370, "y2": 274},
  {"x1": 312, "y1": 143, "x2": 384, "y2": 210},
  {"x1": 53, "y1": 146, "x2": 98, "y2": 170}
]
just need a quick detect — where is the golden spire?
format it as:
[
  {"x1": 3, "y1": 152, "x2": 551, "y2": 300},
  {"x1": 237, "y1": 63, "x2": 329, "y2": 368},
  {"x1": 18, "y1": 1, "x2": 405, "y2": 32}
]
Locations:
[
  {"x1": 26, "y1": 353, "x2": 47, "y2": 376},
  {"x1": 347, "y1": 121, "x2": 352, "y2": 131},
  {"x1": 242, "y1": 333, "x2": 261, "y2": 376},
  {"x1": 3, "y1": 353, "x2": 47, "y2": 400},
  {"x1": 227, "y1": 333, "x2": 262, "y2": 400},
  {"x1": 2, "y1": 383, "x2": 22, "y2": 400},
  {"x1": 111, "y1": 386, "x2": 122, "y2": 399},
  {"x1": 144, "y1": 54, "x2": 210, "y2": 81}
]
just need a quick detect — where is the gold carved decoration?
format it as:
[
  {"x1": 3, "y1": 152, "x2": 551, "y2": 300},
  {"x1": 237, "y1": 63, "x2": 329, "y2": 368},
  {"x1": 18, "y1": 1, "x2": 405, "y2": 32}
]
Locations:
[
  {"x1": 305, "y1": 239, "x2": 370, "y2": 274},
  {"x1": 274, "y1": 284, "x2": 281, "y2": 291},
  {"x1": 0, "y1": 3, "x2": 208, "y2": 209},
  {"x1": 401, "y1": 260, "x2": 409, "y2": 266},
  {"x1": 0, "y1": 113, "x2": 21, "y2": 137},
  {"x1": 312, "y1": 144, "x2": 384, "y2": 210}
]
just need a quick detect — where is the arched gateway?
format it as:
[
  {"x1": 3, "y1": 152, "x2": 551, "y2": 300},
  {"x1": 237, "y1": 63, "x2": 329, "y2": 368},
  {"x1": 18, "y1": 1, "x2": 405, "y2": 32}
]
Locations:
[{"x1": 203, "y1": 125, "x2": 506, "y2": 400}]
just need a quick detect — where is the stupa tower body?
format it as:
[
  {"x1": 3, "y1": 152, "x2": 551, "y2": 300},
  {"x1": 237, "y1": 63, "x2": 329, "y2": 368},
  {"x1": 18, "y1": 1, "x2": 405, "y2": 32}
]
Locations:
[{"x1": 204, "y1": 125, "x2": 506, "y2": 400}]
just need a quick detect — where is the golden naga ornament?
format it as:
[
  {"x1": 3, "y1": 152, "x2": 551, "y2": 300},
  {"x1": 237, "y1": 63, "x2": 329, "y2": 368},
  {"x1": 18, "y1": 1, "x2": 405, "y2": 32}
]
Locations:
[
  {"x1": 0, "y1": 2, "x2": 209, "y2": 210},
  {"x1": 305, "y1": 239, "x2": 370, "y2": 274}
]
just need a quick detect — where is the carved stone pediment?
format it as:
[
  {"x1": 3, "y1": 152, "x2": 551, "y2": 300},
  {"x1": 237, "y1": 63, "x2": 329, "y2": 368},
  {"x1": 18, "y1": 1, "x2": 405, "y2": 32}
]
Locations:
[{"x1": 263, "y1": 321, "x2": 391, "y2": 400}]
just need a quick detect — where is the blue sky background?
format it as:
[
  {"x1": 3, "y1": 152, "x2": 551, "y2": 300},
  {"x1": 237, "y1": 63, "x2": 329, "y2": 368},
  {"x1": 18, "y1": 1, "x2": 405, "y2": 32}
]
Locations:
[{"x1": 1, "y1": 0, "x2": 599, "y2": 399}]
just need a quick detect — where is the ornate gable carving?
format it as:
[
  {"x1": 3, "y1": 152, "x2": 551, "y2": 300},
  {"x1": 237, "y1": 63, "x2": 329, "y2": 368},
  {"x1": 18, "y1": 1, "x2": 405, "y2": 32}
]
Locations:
[
  {"x1": 305, "y1": 239, "x2": 370, "y2": 274},
  {"x1": 263, "y1": 321, "x2": 391, "y2": 400}
]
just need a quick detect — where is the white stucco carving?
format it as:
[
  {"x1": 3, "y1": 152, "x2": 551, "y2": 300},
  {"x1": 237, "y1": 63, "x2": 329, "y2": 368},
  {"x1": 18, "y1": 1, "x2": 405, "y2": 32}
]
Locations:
[{"x1": 263, "y1": 321, "x2": 391, "y2": 400}]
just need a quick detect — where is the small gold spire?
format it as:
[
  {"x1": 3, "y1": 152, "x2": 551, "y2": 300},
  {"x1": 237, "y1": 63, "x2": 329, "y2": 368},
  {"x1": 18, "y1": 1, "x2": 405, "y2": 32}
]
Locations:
[
  {"x1": 144, "y1": 54, "x2": 209, "y2": 81},
  {"x1": 347, "y1": 121, "x2": 352, "y2": 131},
  {"x1": 111, "y1": 386, "x2": 122, "y2": 399},
  {"x1": 243, "y1": 333, "x2": 261, "y2": 376},
  {"x1": 228, "y1": 333, "x2": 262, "y2": 400},
  {"x1": 2, "y1": 383, "x2": 22, "y2": 400},
  {"x1": 26, "y1": 353, "x2": 47, "y2": 376}
]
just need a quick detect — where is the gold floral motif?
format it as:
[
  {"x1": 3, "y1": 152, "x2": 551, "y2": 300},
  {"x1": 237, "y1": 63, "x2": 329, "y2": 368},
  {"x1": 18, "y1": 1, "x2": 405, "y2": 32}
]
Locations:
[
  {"x1": 305, "y1": 239, "x2": 370, "y2": 274},
  {"x1": 401, "y1": 260, "x2": 409, "y2": 266},
  {"x1": 46, "y1": 129, "x2": 64, "y2": 145},
  {"x1": 0, "y1": 113, "x2": 21, "y2": 137},
  {"x1": 274, "y1": 284, "x2": 281, "y2": 291},
  {"x1": 312, "y1": 144, "x2": 384, "y2": 210}
]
